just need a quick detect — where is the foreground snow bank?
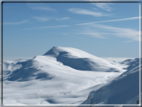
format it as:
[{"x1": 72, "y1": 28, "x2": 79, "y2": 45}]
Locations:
[{"x1": 83, "y1": 58, "x2": 140, "y2": 104}]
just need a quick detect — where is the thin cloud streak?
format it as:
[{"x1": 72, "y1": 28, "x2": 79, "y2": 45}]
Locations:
[
  {"x1": 23, "y1": 25, "x2": 69, "y2": 30},
  {"x1": 77, "y1": 16, "x2": 140, "y2": 25},
  {"x1": 4, "y1": 20, "x2": 29, "y2": 25},
  {"x1": 77, "y1": 29, "x2": 107, "y2": 39},
  {"x1": 33, "y1": 16, "x2": 70, "y2": 21},
  {"x1": 55, "y1": 17, "x2": 70, "y2": 21},
  {"x1": 31, "y1": 6, "x2": 56, "y2": 11},
  {"x1": 33, "y1": 17, "x2": 50, "y2": 21},
  {"x1": 93, "y1": 3, "x2": 112, "y2": 11},
  {"x1": 68, "y1": 8, "x2": 109, "y2": 17},
  {"x1": 96, "y1": 24, "x2": 139, "y2": 41},
  {"x1": 79, "y1": 32, "x2": 106, "y2": 39},
  {"x1": 77, "y1": 23, "x2": 139, "y2": 41}
]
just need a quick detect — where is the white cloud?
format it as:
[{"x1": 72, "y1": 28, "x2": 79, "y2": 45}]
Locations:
[
  {"x1": 77, "y1": 23, "x2": 140, "y2": 41},
  {"x1": 68, "y1": 8, "x2": 109, "y2": 17},
  {"x1": 4, "y1": 20, "x2": 29, "y2": 25},
  {"x1": 33, "y1": 17, "x2": 50, "y2": 21},
  {"x1": 81, "y1": 32, "x2": 106, "y2": 39},
  {"x1": 77, "y1": 16, "x2": 140, "y2": 25},
  {"x1": 93, "y1": 3, "x2": 112, "y2": 11},
  {"x1": 94, "y1": 24, "x2": 139, "y2": 41},
  {"x1": 33, "y1": 16, "x2": 69, "y2": 21},
  {"x1": 77, "y1": 29, "x2": 106, "y2": 39},
  {"x1": 55, "y1": 17, "x2": 70, "y2": 21},
  {"x1": 31, "y1": 6, "x2": 56, "y2": 11},
  {"x1": 23, "y1": 25, "x2": 69, "y2": 30}
]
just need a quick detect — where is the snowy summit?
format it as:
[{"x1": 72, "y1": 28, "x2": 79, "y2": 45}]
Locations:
[{"x1": 43, "y1": 46, "x2": 123, "y2": 72}]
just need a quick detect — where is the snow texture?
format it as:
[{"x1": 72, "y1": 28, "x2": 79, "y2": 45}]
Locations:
[
  {"x1": 2, "y1": 46, "x2": 138, "y2": 105},
  {"x1": 83, "y1": 58, "x2": 141, "y2": 104},
  {"x1": 44, "y1": 46, "x2": 124, "y2": 72}
]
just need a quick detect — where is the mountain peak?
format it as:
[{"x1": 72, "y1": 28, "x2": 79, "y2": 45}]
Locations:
[
  {"x1": 43, "y1": 46, "x2": 63, "y2": 57},
  {"x1": 52, "y1": 46, "x2": 59, "y2": 48},
  {"x1": 43, "y1": 46, "x2": 123, "y2": 72},
  {"x1": 44, "y1": 46, "x2": 97, "y2": 58}
]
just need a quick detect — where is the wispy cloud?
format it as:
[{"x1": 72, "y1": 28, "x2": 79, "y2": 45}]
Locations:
[
  {"x1": 68, "y1": 8, "x2": 109, "y2": 17},
  {"x1": 77, "y1": 29, "x2": 107, "y2": 39},
  {"x1": 96, "y1": 24, "x2": 139, "y2": 41},
  {"x1": 77, "y1": 23, "x2": 139, "y2": 41},
  {"x1": 77, "y1": 16, "x2": 140, "y2": 25},
  {"x1": 4, "y1": 20, "x2": 29, "y2": 25},
  {"x1": 23, "y1": 25, "x2": 69, "y2": 30},
  {"x1": 93, "y1": 3, "x2": 112, "y2": 11},
  {"x1": 55, "y1": 17, "x2": 70, "y2": 21},
  {"x1": 79, "y1": 32, "x2": 106, "y2": 39},
  {"x1": 33, "y1": 17, "x2": 50, "y2": 21},
  {"x1": 33, "y1": 16, "x2": 69, "y2": 22},
  {"x1": 31, "y1": 6, "x2": 56, "y2": 11}
]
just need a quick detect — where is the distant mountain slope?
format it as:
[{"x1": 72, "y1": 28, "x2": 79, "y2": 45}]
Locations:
[
  {"x1": 83, "y1": 58, "x2": 140, "y2": 104},
  {"x1": 4, "y1": 46, "x2": 124, "y2": 81}
]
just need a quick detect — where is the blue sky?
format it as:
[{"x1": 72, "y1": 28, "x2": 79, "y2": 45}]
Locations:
[{"x1": 3, "y1": 2, "x2": 140, "y2": 61}]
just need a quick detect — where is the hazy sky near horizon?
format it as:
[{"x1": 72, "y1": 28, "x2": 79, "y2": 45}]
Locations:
[{"x1": 3, "y1": 2, "x2": 140, "y2": 61}]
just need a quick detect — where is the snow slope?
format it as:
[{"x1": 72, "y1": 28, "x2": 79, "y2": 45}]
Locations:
[
  {"x1": 44, "y1": 46, "x2": 124, "y2": 72},
  {"x1": 3, "y1": 46, "x2": 126, "y2": 105},
  {"x1": 4, "y1": 46, "x2": 125, "y2": 82},
  {"x1": 83, "y1": 58, "x2": 140, "y2": 104}
]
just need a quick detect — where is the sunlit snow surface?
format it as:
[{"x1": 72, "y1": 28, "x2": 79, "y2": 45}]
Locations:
[
  {"x1": 83, "y1": 58, "x2": 140, "y2": 104},
  {"x1": 3, "y1": 47, "x2": 127, "y2": 105}
]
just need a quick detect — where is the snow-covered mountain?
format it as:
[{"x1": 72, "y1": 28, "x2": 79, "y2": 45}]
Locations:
[
  {"x1": 4, "y1": 46, "x2": 124, "y2": 81},
  {"x1": 3, "y1": 46, "x2": 137, "y2": 105},
  {"x1": 83, "y1": 58, "x2": 141, "y2": 104},
  {"x1": 44, "y1": 46, "x2": 123, "y2": 72}
]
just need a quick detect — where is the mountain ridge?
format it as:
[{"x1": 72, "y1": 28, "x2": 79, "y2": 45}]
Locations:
[
  {"x1": 43, "y1": 46, "x2": 124, "y2": 72},
  {"x1": 4, "y1": 46, "x2": 126, "y2": 81}
]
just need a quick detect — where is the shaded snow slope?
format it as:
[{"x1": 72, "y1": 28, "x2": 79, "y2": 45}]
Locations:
[
  {"x1": 83, "y1": 58, "x2": 140, "y2": 104},
  {"x1": 5, "y1": 58, "x2": 54, "y2": 81},
  {"x1": 44, "y1": 46, "x2": 123, "y2": 72}
]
